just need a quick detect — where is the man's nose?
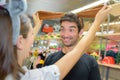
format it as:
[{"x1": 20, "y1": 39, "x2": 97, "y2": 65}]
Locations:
[{"x1": 62, "y1": 31, "x2": 70, "y2": 37}]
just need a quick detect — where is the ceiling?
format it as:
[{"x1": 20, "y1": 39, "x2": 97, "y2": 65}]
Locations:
[
  {"x1": 27, "y1": 0, "x2": 120, "y2": 22},
  {"x1": 27, "y1": 0, "x2": 98, "y2": 16}
]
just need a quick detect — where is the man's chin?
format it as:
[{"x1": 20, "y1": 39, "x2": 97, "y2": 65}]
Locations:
[{"x1": 64, "y1": 44, "x2": 72, "y2": 47}]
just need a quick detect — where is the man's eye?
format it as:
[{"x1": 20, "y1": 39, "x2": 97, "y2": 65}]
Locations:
[
  {"x1": 70, "y1": 29, "x2": 74, "y2": 32},
  {"x1": 60, "y1": 29, "x2": 64, "y2": 31}
]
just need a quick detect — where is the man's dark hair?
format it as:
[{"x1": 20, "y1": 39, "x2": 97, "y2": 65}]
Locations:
[{"x1": 60, "y1": 13, "x2": 84, "y2": 32}]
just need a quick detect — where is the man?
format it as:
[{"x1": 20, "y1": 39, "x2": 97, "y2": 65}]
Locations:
[{"x1": 43, "y1": 13, "x2": 101, "y2": 80}]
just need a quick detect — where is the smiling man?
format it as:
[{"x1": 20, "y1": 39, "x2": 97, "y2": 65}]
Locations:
[{"x1": 43, "y1": 13, "x2": 101, "y2": 80}]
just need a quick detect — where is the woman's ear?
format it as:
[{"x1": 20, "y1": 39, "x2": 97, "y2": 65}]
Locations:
[{"x1": 16, "y1": 35, "x2": 24, "y2": 50}]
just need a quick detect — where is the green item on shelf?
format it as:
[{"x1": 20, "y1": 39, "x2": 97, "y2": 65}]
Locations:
[
  {"x1": 90, "y1": 52, "x2": 99, "y2": 60},
  {"x1": 93, "y1": 44, "x2": 105, "y2": 49},
  {"x1": 115, "y1": 52, "x2": 120, "y2": 64}
]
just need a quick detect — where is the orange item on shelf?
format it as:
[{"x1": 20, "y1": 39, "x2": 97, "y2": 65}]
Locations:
[
  {"x1": 101, "y1": 56, "x2": 115, "y2": 64},
  {"x1": 42, "y1": 26, "x2": 53, "y2": 33}
]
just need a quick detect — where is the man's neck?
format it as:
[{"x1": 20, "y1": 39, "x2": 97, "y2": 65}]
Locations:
[{"x1": 62, "y1": 46, "x2": 75, "y2": 54}]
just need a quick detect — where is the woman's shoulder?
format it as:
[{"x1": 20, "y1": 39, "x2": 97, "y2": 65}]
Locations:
[
  {"x1": 5, "y1": 74, "x2": 14, "y2": 80},
  {"x1": 21, "y1": 65, "x2": 60, "y2": 80}
]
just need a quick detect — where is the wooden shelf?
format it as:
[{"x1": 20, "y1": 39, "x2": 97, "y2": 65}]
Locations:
[
  {"x1": 96, "y1": 33, "x2": 120, "y2": 42},
  {"x1": 98, "y1": 61, "x2": 120, "y2": 69}
]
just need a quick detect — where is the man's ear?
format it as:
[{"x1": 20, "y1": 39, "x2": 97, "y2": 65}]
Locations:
[
  {"x1": 16, "y1": 35, "x2": 24, "y2": 50},
  {"x1": 79, "y1": 29, "x2": 84, "y2": 36}
]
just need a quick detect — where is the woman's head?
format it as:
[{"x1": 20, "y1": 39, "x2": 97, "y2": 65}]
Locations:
[
  {"x1": 16, "y1": 14, "x2": 34, "y2": 66},
  {"x1": 0, "y1": 6, "x2": 21, "y2": 80}
]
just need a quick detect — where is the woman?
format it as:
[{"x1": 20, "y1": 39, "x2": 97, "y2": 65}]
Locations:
[{"x1": 0, "y1": 5, "x2": 112, "y2": 80}]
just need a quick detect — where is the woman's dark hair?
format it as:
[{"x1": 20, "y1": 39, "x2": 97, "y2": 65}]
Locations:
[
  {"x1": 0, "y1": 6, "x2": 24, "y2": 80},
  {"x1": 60, "y1": 13, "x2": 84, "y2": 33}
]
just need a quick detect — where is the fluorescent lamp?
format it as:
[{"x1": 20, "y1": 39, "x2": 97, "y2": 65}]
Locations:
[{"x1": 71, "y1": 0, "x2": 109, "y2": 13}]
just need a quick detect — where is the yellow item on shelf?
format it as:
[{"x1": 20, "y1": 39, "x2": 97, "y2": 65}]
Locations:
[
  {"x1": 40, "y1": 59, "x2": 44, "y2": 64},
  {"x1": 90, "y1": 52, "x2": 99, "y2": 60},
  {"x1": 33, "y1": 50, "x2": 39, "y2": 57}
]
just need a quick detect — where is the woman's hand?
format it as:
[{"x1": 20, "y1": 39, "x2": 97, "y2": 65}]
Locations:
[
  {"x1": 33, "y1": 12, "x2": 43, "y2": 27},
  {"x1": 95, "y1": 4, "x2": 112, "y2": 24},
  {"x1": 32, "y1": 12, "x2": 43, "y2": 37}
]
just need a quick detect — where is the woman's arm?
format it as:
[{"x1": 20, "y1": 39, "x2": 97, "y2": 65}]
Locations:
[
  {"x1": 55, "y1": 5, "x2": 112, "y2": 80},
  {"x1": 32, "y1": 13, "x2": 43, "y2": 38}
]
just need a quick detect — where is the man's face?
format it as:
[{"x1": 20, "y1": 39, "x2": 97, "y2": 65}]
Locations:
[{"x1": 60, "y1": 21, "x2": 80, "y2": 47}]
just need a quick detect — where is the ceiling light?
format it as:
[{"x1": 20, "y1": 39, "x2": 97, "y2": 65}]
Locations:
[{"x1": 71, "y1": 0, "x2": 109, "y2": 13}]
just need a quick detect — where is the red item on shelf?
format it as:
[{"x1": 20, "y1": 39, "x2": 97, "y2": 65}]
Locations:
[
  {"x1": 42, "y1": 24, "x2": 53, "y2": 33},
  {"x1": 101, "y1": 56, "x2": 115, "y2": 64}
]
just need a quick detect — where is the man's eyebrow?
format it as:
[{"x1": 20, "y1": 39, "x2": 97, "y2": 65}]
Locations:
[
  {"x1": 69, "y1": 26, "x2": 77, "y2": 28},
  {"x1": 60, "y1": 26, "x2": 77, "y2": 29}
]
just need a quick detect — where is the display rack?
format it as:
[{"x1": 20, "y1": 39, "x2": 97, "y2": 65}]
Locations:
[
  {"x1": 94, "y1": 3, "x2": 120, "y2": 80},
  {"x1": 98, "y1": 61, "x2": 120, "y2": 69},
  {"x1": 97, "y1": 33, "x2": 120, "y2": 43},
  {"x1": 97, "y1": 33, "x2": 120, "y2": 80},
  {"x1": 96, "y1": 7, "x2": 120, "y2": 80}
]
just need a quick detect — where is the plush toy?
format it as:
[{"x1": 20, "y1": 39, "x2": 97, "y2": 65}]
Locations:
[
  {"x1": 102, "y1": 56, "x2": 115, "y2": 64},
  {"x1": 1, "y1": 0, "x2": 27, "y2": 45},
  {"x1": 42, "y1": 24, "x2": 53, "y2": 34},
  {"x1": 106, "y1": 50, "x2": 117, "y2": 58}
]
